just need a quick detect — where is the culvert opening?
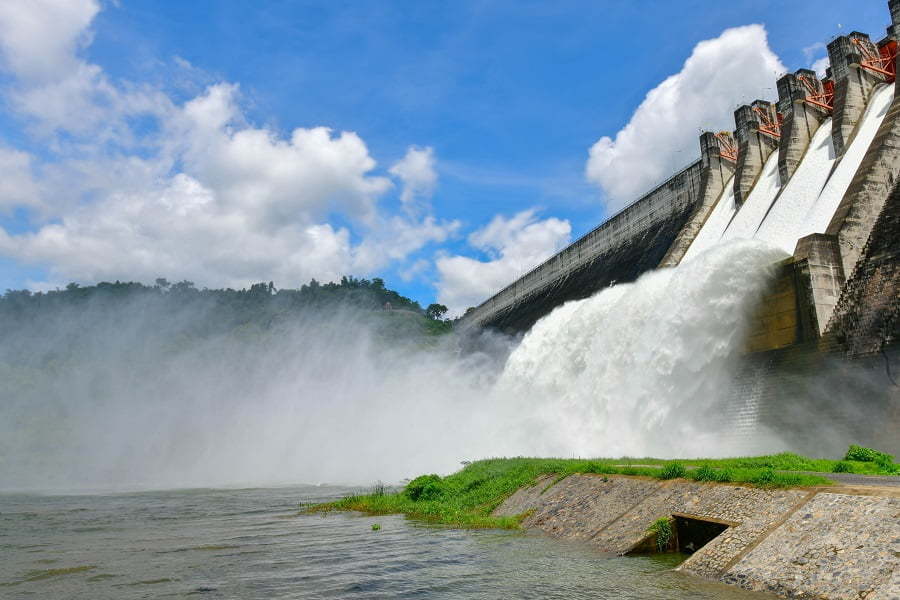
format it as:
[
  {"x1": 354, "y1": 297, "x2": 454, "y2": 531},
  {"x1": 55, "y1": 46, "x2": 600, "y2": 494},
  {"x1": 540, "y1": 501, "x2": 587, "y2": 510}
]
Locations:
[
  {"x1": 673, "y1": 515, "x2": 729, "y2": 554},
  {"x1": 627, "y1": 514, "x2": 731, "y2": 556}
]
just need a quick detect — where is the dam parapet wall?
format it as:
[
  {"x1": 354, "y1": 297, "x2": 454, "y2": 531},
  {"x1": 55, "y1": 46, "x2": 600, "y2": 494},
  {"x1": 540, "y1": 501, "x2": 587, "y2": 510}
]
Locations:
[
  {"x1": 461, "y1": 159, "x2": 703, "y2": 332},
  {"x1": 494, "y1": 474, "x2": 899, "y2": 599}
]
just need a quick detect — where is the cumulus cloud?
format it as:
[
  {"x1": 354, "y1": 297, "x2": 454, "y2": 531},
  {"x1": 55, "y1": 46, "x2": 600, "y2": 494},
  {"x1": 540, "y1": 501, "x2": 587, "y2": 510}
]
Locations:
[
  {"x1": 0, "y1": 147, "x2": 41, "y2": 212},
  {"x1": 389, "y1": 146, "x2": 437, "y2": 214},
  {"x1": 435, "y1": 210, "x2": 571, "y2": 315},
  {"x1": 0, "y1": 0, "x2": 98, "y2": 82},
  {"x1": 803, "y1": 42, "x2": 830, "y2": 77},
  {"x1": 0, "y1": 1, "x2": 453, "y2": 289},
  {"x1": 586, "y1": 25, "x2": 786, "y2": 211},
  {"x1": 177, "y1": 83, "x2": 392, "y2": 226},
  {"x1": 811, "y1": 57, "x2": 830, "y2": 78}
]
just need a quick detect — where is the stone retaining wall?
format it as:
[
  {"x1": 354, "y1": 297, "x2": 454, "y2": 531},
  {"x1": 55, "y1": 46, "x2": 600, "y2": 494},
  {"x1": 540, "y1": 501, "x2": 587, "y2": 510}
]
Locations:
[{"x1": 494, "y1": 474, "x2": 899, "y2": 599}]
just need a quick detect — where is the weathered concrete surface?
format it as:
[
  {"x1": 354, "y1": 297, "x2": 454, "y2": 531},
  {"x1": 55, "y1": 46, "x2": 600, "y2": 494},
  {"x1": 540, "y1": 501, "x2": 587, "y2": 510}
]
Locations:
[
  {"x1": 828, "y1": 33, "x2": 884, "y2": 158},
  {"x1": 660, "y1": 132, "x2": 736, "y2": 268},
  {"x1": 723, "y1": 492, "x2": 900, "y2": 599},
  {"x1": 777, "y1": 69, "x2": 830, "y2": 185},
  {"x1": 793, "y1": 234, "x2": 847, "y2": 337},
  {"x1": 495, "y1": 474, "x2": 900, "y2": 599},
  {"x1": 826, "y1": 79, "x2": 900, "y2": 289},
  {"x1": 827, "y1": 151, "x2": 900, "y2": 356},
  {"x1": 460, "y1": 160, "x2": 703, "y2": 332},
  {"x1": 733, "y1": 101, "x2": 780, "y2": 206}
]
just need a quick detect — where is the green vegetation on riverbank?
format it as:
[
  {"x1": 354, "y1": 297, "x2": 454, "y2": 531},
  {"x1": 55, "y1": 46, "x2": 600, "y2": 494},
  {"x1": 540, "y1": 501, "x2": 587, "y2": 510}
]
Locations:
[{"x1": 310, "y1": 453, "x2": 859, "y2": 529}]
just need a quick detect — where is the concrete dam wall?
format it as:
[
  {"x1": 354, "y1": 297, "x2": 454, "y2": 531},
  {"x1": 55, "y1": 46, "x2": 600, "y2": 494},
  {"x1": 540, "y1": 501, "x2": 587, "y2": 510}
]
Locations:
[
  {"x1": 460, "y1": 160, "x2": 705, "y2": 333},
  {"x1": 462, "y1": 0, "x2": 900, "y2": 456},
  {"x1": 458, "y1": 1, "x2": 900, "y2": 457},
  {"x1": 461, "y1": 3, "x2": 900, "y2": 347}
]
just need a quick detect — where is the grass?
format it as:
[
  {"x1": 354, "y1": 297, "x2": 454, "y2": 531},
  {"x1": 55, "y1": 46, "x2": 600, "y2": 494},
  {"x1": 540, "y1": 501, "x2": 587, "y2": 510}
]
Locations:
[
  {"x1": 308, "y1": 453, "x2": 850, "y2": 529},
  {"x1": 647, "y1": 517, "x2": 673, "y2": 552},
  {"x1": 610, "y1": 451, "x2": 900, "y2": 476}
]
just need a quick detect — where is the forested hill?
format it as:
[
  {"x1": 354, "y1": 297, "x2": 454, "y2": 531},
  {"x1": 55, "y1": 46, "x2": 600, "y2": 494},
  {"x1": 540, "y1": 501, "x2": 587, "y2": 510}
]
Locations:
[{"x1": 0, "y1": 276, "x2": 452, "y2": 354}]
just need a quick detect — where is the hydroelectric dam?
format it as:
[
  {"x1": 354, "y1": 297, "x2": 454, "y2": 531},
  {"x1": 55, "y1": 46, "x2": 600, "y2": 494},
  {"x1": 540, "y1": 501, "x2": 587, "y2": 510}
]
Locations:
[{"x1": 462, "y1": 2, "x2": 900, "y2": 457}]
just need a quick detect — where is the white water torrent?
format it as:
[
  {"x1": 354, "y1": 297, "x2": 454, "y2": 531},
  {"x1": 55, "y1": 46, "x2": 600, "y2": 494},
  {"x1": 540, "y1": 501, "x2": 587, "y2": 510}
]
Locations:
[
  {"x1": 752, "y1": 117, "x2": 835, "y2": 252},
  {"x1": 720, "y1": 148, "x2": 783, "y2": 242},
  {"x1": 491, "y1": 240, "x2": 788, "y2": 458},
  {"x1": 680, "y1": 180, "x2": 736, "y2": 261},
  {"x1": 685, "y1": 83, "x2": 894, "y2": 259},
  {"x1": 800, "y1": 83, "x2": 894, "y2": 236}
]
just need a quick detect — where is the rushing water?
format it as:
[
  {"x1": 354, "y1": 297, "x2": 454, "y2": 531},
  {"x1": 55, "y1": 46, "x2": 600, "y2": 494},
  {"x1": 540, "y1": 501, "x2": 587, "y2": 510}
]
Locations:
[
  {"x1": 684, "y1": 83, "x2": 894, "y2": 260},
  {"x1": 0, "y1": 487, "x2": 773, "y2": 599},
  {"x1": 492, "y1": 240, "x2": 787, "y2": 458}
]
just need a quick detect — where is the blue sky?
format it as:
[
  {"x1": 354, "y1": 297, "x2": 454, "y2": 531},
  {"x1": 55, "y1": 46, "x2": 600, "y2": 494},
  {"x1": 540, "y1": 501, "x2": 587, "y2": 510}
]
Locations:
[{"x1": 0, "y1": 0, "x2": 891, "y2": 312}]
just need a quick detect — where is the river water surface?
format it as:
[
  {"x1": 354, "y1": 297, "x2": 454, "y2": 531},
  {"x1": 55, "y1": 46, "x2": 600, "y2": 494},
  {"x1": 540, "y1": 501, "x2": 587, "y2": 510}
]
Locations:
[{"x1": 1, "y1": 486, "x2": 773, "y2": 599}]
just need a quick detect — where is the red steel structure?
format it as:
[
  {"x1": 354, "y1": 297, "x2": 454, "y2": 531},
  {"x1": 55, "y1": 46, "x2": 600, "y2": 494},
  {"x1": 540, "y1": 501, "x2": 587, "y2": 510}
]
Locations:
[
  {"x1": 714, "y1": 132, "x2": 738, "y2": 162},
  {"x1": 851, "y1": 37, "x2": 898, "y2": 82},
  {"x1": 752, "y1": 106, "x2": 783, "y2": 140},
  {"x1": 798, "y1": 74, "x2": 835, "y2": 112}
]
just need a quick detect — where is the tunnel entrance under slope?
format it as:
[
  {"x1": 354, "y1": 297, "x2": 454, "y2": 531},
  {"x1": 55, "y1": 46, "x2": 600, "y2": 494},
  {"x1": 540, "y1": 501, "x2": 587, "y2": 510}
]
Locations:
[
  {"x1": 627, "y1": 514, "x2": 731, "y2": 557},
  {"x1": 673, "y1": 514, "x2": 730, "y2": 554}
]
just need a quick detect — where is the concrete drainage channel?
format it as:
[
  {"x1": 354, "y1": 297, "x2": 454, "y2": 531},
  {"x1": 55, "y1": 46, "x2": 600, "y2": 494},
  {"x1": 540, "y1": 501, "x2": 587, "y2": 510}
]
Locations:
[{"x1": 493, "y1": 473, "x2": 899, "y2": 599}]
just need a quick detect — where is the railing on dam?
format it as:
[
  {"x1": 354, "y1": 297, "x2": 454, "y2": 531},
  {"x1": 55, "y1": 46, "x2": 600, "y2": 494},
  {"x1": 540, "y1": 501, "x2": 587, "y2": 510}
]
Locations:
[{"x1": 461, "y1": 159, "x2": 704, "y2": 328}]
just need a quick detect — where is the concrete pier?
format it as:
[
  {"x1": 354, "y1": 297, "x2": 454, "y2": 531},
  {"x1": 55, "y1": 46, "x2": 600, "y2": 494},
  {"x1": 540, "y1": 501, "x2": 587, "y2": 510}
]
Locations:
[
  {"x1": 733, "y1": 100, "x2": 780, "y2": 206},
  {"x1": 776, "y1": 69, "x2": 830, "y2": 185},
  {"x1": 660, "y1": 131, "x2": 736, "y2": 267},
  {"x1": 827, "y1": 77, "x2": 900, "y2": 280},
  {"x1": 828, "y1": 33, "x2": 884, "y2": 157}
]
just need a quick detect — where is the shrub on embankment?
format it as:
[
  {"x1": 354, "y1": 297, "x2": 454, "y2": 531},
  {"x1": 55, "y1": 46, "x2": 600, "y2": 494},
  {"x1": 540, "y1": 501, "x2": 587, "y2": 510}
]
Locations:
[{"x1": 310, "y1": 454, "x2": 847, "y2": 529}]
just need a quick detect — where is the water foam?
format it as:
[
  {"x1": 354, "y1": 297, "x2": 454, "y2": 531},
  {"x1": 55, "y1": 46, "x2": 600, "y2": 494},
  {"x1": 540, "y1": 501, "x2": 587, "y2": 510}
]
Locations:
[
  {"x1": 683, "y1": 83, "x2": 894, "y2": 263},
  {"x1": 720, "y1": 148, "x2": 782, "y2": 242},
  {"x1": 800, "y1": 83, "x2": 894, "y2": 236},
  {"x1": 681, "y1": 179, "x2": 736, "y2": 261},
  {"x1": 491, "y1": 240, "x2": 787, "y2": 458},
  {"x1": 753, "y1": 117, "x2": 835, "y2": 252}
]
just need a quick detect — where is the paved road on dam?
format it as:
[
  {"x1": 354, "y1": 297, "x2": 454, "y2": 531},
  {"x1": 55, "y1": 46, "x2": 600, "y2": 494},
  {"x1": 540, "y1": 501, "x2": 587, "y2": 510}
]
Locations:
[{"x1": 805, "y1": 472, "x2": 900, "y2": 487}]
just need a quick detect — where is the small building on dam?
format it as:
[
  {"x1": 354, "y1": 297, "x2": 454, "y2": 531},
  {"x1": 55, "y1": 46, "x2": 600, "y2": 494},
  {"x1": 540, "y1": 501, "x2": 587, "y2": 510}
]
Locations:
[{"x1": 461, "y1": 1, "x2": 900, "y2": 457}]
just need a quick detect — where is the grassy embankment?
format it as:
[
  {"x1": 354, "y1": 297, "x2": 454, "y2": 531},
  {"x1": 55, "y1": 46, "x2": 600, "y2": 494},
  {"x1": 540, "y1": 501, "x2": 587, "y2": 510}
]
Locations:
[{"x1": 310, "y1": 449, "x2": 899, "y2": 529}]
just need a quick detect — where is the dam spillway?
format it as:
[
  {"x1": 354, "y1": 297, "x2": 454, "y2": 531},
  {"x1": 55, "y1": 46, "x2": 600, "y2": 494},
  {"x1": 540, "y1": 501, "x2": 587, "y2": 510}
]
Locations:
[{"x1": 462, "y1": 2, "x2": 900, "y2": 457}]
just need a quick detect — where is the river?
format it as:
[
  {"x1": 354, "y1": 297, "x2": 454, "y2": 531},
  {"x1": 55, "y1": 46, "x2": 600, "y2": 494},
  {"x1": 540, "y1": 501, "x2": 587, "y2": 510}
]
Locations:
[{"x1": 0, "y1": 485, "x2": 775, "y2": 599}]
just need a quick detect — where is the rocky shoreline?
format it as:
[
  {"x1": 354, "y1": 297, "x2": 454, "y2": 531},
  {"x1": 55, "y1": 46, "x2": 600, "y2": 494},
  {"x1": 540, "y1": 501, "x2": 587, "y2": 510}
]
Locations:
[{"x1": 493, "y1": 474, "x2": 899, "y2": 599}]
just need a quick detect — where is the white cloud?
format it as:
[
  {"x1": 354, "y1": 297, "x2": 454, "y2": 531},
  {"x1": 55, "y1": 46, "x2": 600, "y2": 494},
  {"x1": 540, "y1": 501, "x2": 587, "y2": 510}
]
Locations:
[
  {"x1": 389, "y1": 146, "x2": 437, "y2": 214},
  {"x1": 811, "y1": 57, "x2": 830, "y2": 77},
  {"x1": 435, "y1": 210, "x2": 571, "y2": 315},
  {"x1": 586, "y1": 25, "x2": 786, "y2": 211},
  {"x1": 0, "y1": 2, "x2": 452, "y2": 289},
  {"x1": 177, "y1": 83, "x2": 392, "y2": 227},
  {"x1": 0, "y1": 0, "x2": 98, "y2": 82},
  {"x1": 0, "y1": 147, "x2": 41, "y2": 212},
  {"x1": 803, "y1": 41, "x2": 830, "y2": 77},
  {"x1": 0, "y1": 0, "x2": 171, "y2": 139}
]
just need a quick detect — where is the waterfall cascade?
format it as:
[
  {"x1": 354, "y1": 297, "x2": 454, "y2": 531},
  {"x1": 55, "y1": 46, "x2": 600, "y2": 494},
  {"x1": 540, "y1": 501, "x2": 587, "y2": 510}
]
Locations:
[{"x1": 494, "y1": 241, "x2": 787, "y2": 458}]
